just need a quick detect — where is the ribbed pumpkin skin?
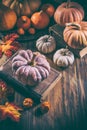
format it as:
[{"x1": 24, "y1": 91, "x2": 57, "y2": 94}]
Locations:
[
  {"x1": 53, "y1": 48, "x2": 74, "y2": 67},
  {"x1": 54, "y1": 2, "x2": 84, "y2": 26},
  {"x1": 12, "y1": 50, "x2": 50, "y2": 86},
  {"x1": 36, "y1": 35, "x2": 56, "y2": 54},
  {"x1": 63, "y1": 22, "x2": 87, "y2": 49}
]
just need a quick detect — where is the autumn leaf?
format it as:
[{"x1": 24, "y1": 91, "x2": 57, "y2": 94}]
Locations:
[
  {"x1": 0, "y1": 33, "x2": 21, "y2": 58},
  {"x1": 0, "y1": 102, "x2": 22, "y2": 122}
]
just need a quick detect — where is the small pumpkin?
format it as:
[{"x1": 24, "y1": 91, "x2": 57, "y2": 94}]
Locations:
[
  {"x1": 41, "y1": 3, "x2": 55, "y2": 17},
  {"x1": 54, "y1": 0, "x2": 84, "y2": 26},
  {"x1": 28, "y1": 27, "x2": 36, "y2": 35},
  {"x1": 23, "y1": 98, "x2": 33, "y2": 108},
  {"x1": 17, "y1": 28, "x2": 25, "y2": 35},
  {"x1": 36, "y1": 35, "x2": 56, "y2": 54},
  {"x1": 40, "y1": 101, "x2": 50, "y2": 113},
  {"x1": 63, "y1": 22, "x2": 87, "y2": 49},
  {"x1": 12, "y1": 50, "x2": 50, "y2": 86},
  {"x1": 53, "y1": 48, "x2": 74, "y2": 67},
  {"x1": 31, "y1": 10, "x2": 50, "y2": 29},
  {"x1": 17, "y1": 16, "x2": 31, "y2": 30},
  {"x1": 0, "y1": 3, "x2": 17, "y2": 31},
  {"x1": 2, "y1": 0, "x2": 41, "y2": 17}
]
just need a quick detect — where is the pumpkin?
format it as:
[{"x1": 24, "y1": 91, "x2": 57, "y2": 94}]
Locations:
[
  {"x1": 54, "y1": 0, "x2": 84, "y2": 26},
  {"x1": 28, "y1": 27, "x2": 36, "y2": 35},
  {"x1": 23, "y1": 98, "x2": 33, "y2": 108},
  {"x1": 0, "y1": 3, "x2": 17, "y2": 31},
  {"x1": 36, "y1": 35, "x2": 56, "y2": 54},
  {"x1": 12, "y1": 50, "x2": 50, "y2": 86},
  {"x1": 53, "y1": 48, "x2": 74, "y2": 67},
  {"x1": 31, "y1": 10, "x2": 50, "y2": 29},
  {"x1": 41, "y1": 3, "x2": 55, "y2": 17},
  {"x1": 17, "y1": 16, "x2": 31, "y2": 30},
  {"x1": 40, "y1": 101, "x2": 50, "y2": 113},
  {"x1": 63, "y1": 22, "x2": 87, "y2": 49},
  {"x1": 2, "y1": 0, "x2": 41, "y2": 17},
  {"x1": 17, "y1": 28, "x2": 25, "y2": 35}
]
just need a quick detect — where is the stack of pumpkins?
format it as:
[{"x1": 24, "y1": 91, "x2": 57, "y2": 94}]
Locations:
[
  {"x1": 36, "y1": 0, "x2": 87, "y2": 68},
  {"x1": 1, "y1": 0, "x2": 55, "y2": 35},
  {"x1": 54, "y1": 0, "x2": 87, "y2": 49}
]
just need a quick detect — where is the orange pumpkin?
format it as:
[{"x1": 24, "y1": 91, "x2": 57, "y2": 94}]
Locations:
[
  {"x1": 63, "y1": 22, "x2": 87, "y2": 49},
  {"x1": 41, "y1": 3, "x2": 55, "y2": 17},
  {"x1": 28, "y1": 27, "x2": 36, "y2": 34},
  {"x1": 17, "y1": 28, "x2": 25, "y2": 35},
  {"x1": 23, "y1": 98, "x2": 33, "y2": 108},
  {"x1": 41, "y1": 102, "x2": 50, "y2": 113},
  {"x1": 54, "y1": 0, "x2": 84, "y2": 26},
  {"x1": 31, "y1": 10, "x2": 50, "y2": 29},
  {"x1": 17, "y1": 16, "x2": 31, "y2": 30},
  {"x1": 0, "y1": 4, "x2": 17, "y2": 31}
]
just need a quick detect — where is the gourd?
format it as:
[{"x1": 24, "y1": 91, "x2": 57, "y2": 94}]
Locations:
[
  {"x1": 36, "y1": 35, "x2": 56, "y2": 54},
  {"x1": 31, "y1": 10, "x2": 50, "y2": 29},
  {"x1": 53, "y1": 48, "x2": 74, "y2": 67},
  {"x1": 2, "y1": 0, "x2": 41, "y2": 17},
  {"x1": 40, "y1": 101, "x2": 50, "y2": 113},
  {"x1": 23, "y1": 98, "x2": 33, "y2": 108},
  {"x1": 28, "y1": 27, "x2": 36, "y2": 35},
  {"x1": 17, "y1": 16, "x2": 31, "y2": 30},
  {"x1": 41, "y1": 3, "x2": 55, "y2": 17},
  {"x1": 54, "y1": 0, "x2": 84, "y2": 26},
  {"x1": 63, "y1": 22, "x2": 87, "y2": 49},
  {"x1": 12, "y1": 50, "x2": 50, "y2": 86},
  {"x1": 0, "y1": 3, "x2": 17, "y2": 31}
]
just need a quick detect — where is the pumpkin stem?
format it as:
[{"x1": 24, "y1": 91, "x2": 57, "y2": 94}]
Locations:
[
  {"x1": 27, "y1": 53, "x2": 37, "y2": 66},
  {"x1": 65, "y1": 23, "x2": 81, "y2": 30},
  {"x1": 66, "y1": 0, "x2": 71, "y2": 8},
  {"x1": 66, "y1": 46, "x2": 68, "y2": 49},
  {"x1": 21, "y1": 16, "x2": 27, "y2": 23},
  {"x1": 44, "y1": 35, "x2": 51, "y2": 42},
  {"x1": 47, "y1": 35, "x2": 51, "y2": 40},
  {"x1": 28, "y1": 61, "x2": 36, "y2": 66},
  {"x1": 39, "y1": 10, "x2": 44, "y2": 15},
  {"x1": 61, "y1": 49, "x2": 69, "y2": 56}
]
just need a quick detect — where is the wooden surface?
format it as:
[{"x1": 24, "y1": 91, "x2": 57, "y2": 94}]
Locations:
[
  {"x1": 0, "y1": 1, "x2": 87, "y2": 129},
  {"x1": 0, "y1": 39, "x2": 87, "y2": 130}
]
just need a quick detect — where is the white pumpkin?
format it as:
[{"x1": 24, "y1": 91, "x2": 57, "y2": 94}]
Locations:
[
  {"x1": 53, "y1": 48, "x2": 74, "y2": 67},
  {"x1": 36, "y1": 35, "x2": 56, "y2": 54}
]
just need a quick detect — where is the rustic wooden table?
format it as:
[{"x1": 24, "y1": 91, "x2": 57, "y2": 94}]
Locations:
[{"x1": 0, "y1": 33, "x2": 87, "y2": 130}]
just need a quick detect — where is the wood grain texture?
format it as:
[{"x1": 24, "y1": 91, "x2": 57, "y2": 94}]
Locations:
[{"x1": 0, "y1": 40, "x2": 87, "y2": 130}]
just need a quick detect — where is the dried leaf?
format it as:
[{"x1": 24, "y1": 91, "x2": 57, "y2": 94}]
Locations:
[
  {"x1": 0, "y1": 102, "x2": 22, "y2": 122},
  {"x1": 0, "y1": 33, "x2": 21, "y2": 59}
]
